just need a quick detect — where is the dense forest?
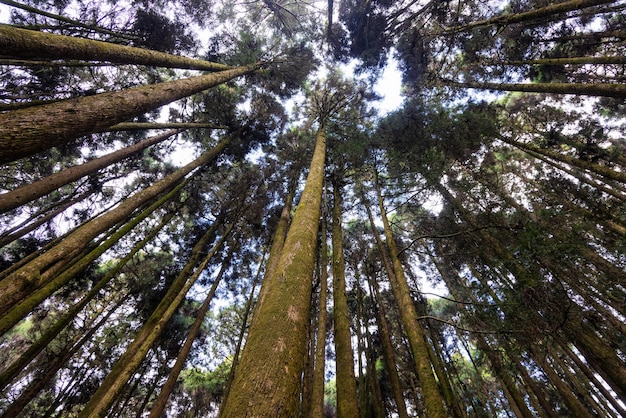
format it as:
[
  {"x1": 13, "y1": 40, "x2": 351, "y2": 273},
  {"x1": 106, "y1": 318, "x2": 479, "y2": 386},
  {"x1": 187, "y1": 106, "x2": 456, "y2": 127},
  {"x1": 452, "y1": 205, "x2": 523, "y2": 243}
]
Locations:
[{"x1": 0, "y1": 0, "x2": 625, "y2": 417}]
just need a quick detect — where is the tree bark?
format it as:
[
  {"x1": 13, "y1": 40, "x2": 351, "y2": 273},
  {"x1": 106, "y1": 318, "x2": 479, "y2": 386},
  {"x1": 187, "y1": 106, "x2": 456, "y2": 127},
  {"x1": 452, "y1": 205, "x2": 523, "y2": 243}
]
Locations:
[
  {"x1": 0, "y1": 212, "x2": 173, "y2": 391},
  {"x1": 371, "y1": 170, "x2": 448, "y2": 418},
  {"x1": 445, "y1": 79, "x2": 626, "y2": 99},
  {"x1": 0, "y1": 130, "x2": 181, "y2": 214},
  {"x1": 441, "y1": 0, "x2": 617, "y2": 34},
  {"x1": 0, "y1": 24, "x2": 231, "y2": 71},
  {"x1": 331, "y1": 179, "x2": 360, "y2": 418},
  {"x1": 221, "y1": 128, "x2": 326, "y2": 417},
  {"x1": 148, "y1": 260, "x2": 227, "y2": 417},
  {"x1": 0, "y1": 136, "x2": 230, "y2": 323},
  {"x1": 0, "y1": 64, "x2": 257, "y2": 164},
  {"x1": 310, "y1": 207, "x2": 329, "y2": 418},
  {"x1": 78, "y1": 220, "x2": 234, "y2": 418}
]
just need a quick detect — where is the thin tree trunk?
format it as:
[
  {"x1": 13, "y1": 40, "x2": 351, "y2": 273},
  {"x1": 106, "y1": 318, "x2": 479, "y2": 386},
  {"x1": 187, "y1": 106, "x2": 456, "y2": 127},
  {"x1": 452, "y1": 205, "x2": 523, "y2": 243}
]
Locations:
[
  {"x1": 102, "y1": 122, "x2": 226, "y2": 131},
  {"x1": 310, "y1": 204, "x2": 329, "y2": 418},
  {"x1": 0, "y1": 136, "x2": 230, "y2": 321},
  {"x1": 371, "y1": 170, "x2": 448, "y2": 418},
  {"x1": 0, "y1": 212, "x2": 174, "y2": 391},
  {"x1": 331, "y1": 179, "x2": 359, "y2": 418},
  {"x1": 441, "y1": 0, "x2": 616, "y2": 34},
  {"x1": 0, "y1": 24, "x2": 231, "y2": 71},
  {"x1": 0, "y1": 294, "x2": 128, "y2": 418},
  {"x1": 78, "y1": 220, "x2": 234, "y2": 418},
  {"x1": 497, "y1": 134, "x2": 626, "y2": 185},
  {"x1": 367, "y1": 273, "x2": 409, "y2": 418},
  {"x1": 0, "y1": 176, "x2": 188, "y2": 336},
  {"x1": 444, "y1": 79, "x2": 626, "y2": 99},
  {"x1": 148, "y1": 259, "x2": 228, "y2": 417},
  {"x1": 221, "y1": 127, "x2": 326, "y2": 417},
  {"x1": 500, "y1": 56, "x2": 626, "y2": 66},
  {"x1": 0, "y1": 64, "x2": 257, "y2": 163},
  {"x1": 0, "y1": 130, "x2": 181, "y2": 214}
]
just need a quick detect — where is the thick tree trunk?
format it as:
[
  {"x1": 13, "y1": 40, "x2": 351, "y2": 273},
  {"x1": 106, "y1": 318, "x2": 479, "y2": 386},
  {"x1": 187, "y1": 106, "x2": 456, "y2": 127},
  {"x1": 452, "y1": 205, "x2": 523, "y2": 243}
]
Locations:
[
  {"x1": 0, "y1": 130, "x2": 181, "y2": 214},
  {"x1": 331, "y1": 180, "x2": 360, "y2": 418},
  {"x1": 0, "y1": 64, "x2": 257, "y2": 164},
  {"x1": 78, "y1": 221, "x2": 234, "y2": 418},
  {"x1": 0, "y1": 136, "x2": 230, "y2": 323},
  {"x1": 0, "y1": 24, "x2": 231, "y2": 71},
  {"x1": 221, "y1": 128, "x2": 326, "y2": 417},
  {"x1": 249, "y1": 176, "x2": 297, "y2": 327}
]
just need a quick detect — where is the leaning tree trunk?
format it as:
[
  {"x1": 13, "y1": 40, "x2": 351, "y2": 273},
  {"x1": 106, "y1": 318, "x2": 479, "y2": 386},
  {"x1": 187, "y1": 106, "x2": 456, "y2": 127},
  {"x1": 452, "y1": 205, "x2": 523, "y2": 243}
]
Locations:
[
  {"x1": 0, "y1": 136, "x2": 231, "y2": 323},
  {"x1": 0, "y1": 129, "x2": 182, "y2": 214},
  {"x1": 441, "y1": 0, "x2": 616, "y2": 34},
  {"x1": 102, "y1": 122, "x2": 226, "y2": 131},
  {"x1": 444, "y1": 79, "x2": 626, "y2": 99},
  {"x1": 220, "y1": 127, "x2": 326, "y2": 418},
  {"x1": 0, "y1": 24, "x2": 232, "y2": 71},
  {"x1": 0, "y1": 178, "x2": 187, "y2": 337},
  {"x1": 78, "y1": 221, "x2": 234, "y2": 418},
  {"x1": 331, "y1": 179, "x2": 359, "y2": 418},
  {"x1": 0, "y1": 212, "x2": 174, "y2": 391},
  {"x1": 148, "y1": 260, "x2": 228, "y2": 418},
  {"x1": 0, "y1": 64, "x2": 257, "y2": 163}
]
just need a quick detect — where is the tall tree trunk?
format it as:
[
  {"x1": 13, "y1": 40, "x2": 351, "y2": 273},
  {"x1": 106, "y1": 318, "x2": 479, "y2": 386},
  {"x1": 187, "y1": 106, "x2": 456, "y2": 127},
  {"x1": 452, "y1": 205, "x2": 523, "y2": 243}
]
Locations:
[
  {"x1": 0, "y1": 136, "x2": 230, "y2": 321},
  {"x1": 444, "y1": 79, "x2": 626, "y2": 99},
  {"x1": 102, "y1": 122, "x2": 226, "y2": 131},
  {"x1": 331, "y1": 179, "x2": 359, "y2": 418},
  {"x1": 0, "y1": 212, "x2": 174, "y2": 391},
  {"x1": 367, "y1": 273, "x2": 410, "y2": 418},
  {"x1": 0, "y1": 64, "x2": 257, "y2": 163},
  {"x1": 249, "y1": 176, "x2": 297, "y2": 327},
  {"x1": 0, "y1": 24, "x2": 231, "y2": 71},
  {"x1": 371, "y1": 171, "x2": 448, "y2": 418},
  {"x1": 0, "y1": 130, "x2": 182, "y2": 214},
  {"x1": 441, "y1": 0, "x2": 616, "y2": 34},
  {"x1": 78, "y1": 220, "x2": 235, "y2": 418},
  {"x1": 310, "y1": 206, "x2": 329, "y2": 418},
  {"x1": 0, "y1": 176, "x2": 188, "y2": 336},
  {"x1": 221, "y1": 127, "x2": 326, "y2": 417},
  {"x1": 148, "y1": 260, "x2": 228, "y2": 417}
]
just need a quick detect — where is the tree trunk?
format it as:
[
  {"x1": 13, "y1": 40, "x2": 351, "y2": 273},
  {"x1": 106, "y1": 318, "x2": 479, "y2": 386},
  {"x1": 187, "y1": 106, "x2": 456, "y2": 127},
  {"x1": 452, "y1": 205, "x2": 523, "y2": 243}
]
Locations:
[
  {"x1": 78, "y1": 220, "x2": 234, "y2": 418},
  {"x1": 0, "y1": 136, "x2": 230, "y2": 321},
  {"x1": 0, "y1": 130, "x2": 182, "y2": 214},
  {"x1": 0, "y1": 176, "x2": 188, "y2": 336},
  {"x1": 310, "y1": 207, "x2": 329, "y2": 418},
  {"x1": 371, "y1": 170, "x2": 448, "y2": 418},
  {"x1": 148, "y1": 260, "x2": 228, "y2": 418},
  {"x1": 0, "y1": 64, "x2": 257, "y2": 163},
  {"x1": 445, "y1": 79, "x2": 626, "y2": 99},
  {"x1": 0, "y1": 24, "x2": 231, "y2": 71},
  {"x1": 367, "y1": 273, "x2": 410, "y2": 418},
  {"x1": 221, "y1": 127, "x2": 326, "y2": 417},
  {"x1": 331, "y1": 179, "x2": 360, "y2": 418},
  {"x1": 441, "y1": 0, "x2": 616, "y2": 34},
  {"x1": 102, "y1": 122, "x2": 226, "y2": 131},
  {"x1": 0, "y1": 212, "x2": 173, "y2": 391}
]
